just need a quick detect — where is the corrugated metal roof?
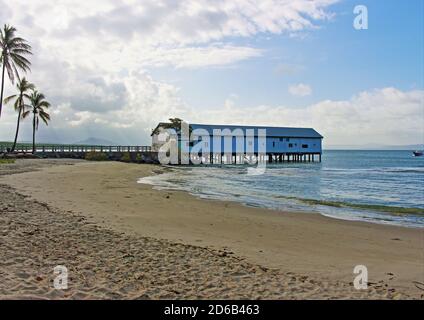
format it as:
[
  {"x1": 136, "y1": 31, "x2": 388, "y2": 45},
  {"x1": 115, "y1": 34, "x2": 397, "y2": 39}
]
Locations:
[{"x1": 190, "y1": 124, "x2": 323, "y2": 138}]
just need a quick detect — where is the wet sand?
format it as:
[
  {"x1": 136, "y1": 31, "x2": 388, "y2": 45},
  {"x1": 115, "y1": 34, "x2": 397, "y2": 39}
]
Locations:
[{"x1": 0, "y1": 159, "x2": 423, "y2": 299}]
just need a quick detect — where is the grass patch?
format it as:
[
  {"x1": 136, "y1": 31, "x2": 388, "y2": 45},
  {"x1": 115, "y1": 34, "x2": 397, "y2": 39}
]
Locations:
[
  {"x1": 0, "y1": 159, "x2": 16, "y2": 164},
  {"x1": 84, "y1": 152, "x2": 109, "y2": 161}
]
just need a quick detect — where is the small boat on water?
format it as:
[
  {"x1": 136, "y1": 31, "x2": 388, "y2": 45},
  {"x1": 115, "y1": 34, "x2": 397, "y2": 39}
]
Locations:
[{"x1": 413, "y1": 150, "x2": 423, "y2": 157}]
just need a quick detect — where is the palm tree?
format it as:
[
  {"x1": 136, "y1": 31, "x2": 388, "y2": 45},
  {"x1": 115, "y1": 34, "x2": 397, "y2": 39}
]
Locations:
[
  {"x1": 0, "y1": 24, "x2": 32, "y2": 118},
  {"x1": 161, "y1": 118, "x2": 193, "y2": 135},
  {"x1": 23, "y1": 90, "x2": 50, "y2": 154},
  {"x1": 3, "y1": 78, "x2": 34, "y2": 152}
]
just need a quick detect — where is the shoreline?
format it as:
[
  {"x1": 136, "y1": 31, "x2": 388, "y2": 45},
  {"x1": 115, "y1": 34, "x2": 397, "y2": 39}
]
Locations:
[
  {"x1": 139, "y1": 170, "x2": 424, "y2": 229},
  {"x1": 138, "y1": 163, "x2": 424, "y2": 229},
  {"x1": 142, "y1": 172, "x2": 423, "y2": 231},
  {"x1": 1, "y1": 159, "x2": 423, "y2": 299}
]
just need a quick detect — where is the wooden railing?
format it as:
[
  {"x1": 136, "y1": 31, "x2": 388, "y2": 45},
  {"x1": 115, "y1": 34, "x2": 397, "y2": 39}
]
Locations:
[{"x1": 0, "y1": 145, "x2": 152, "y2": 153}]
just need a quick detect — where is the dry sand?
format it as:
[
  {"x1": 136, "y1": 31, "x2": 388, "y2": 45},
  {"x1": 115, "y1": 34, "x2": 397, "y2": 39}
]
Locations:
[{"x1": 0, "y1": 159, "x2": 423, "y2": 299}]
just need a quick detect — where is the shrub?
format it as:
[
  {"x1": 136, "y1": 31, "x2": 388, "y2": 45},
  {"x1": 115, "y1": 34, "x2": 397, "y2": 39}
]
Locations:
[
  {"x1": 0, "y1": 159, "x2": 15, "y2": 164},
  {"x1": 121, "y1": 152, "x2": 131, "y2": 162},
  {"x1": 85, "y1": 152, "x2": 108, "y2": 161}
]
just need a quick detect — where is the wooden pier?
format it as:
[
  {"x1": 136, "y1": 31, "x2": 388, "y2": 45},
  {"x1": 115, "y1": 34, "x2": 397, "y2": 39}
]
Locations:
[
  {"x1": 1, "y1": 145, "x2": 321, "y2": 164},
  {"x1": 0, "y1": 145, "x2": 158, "y2": 163},
  {"x1": 0, "y1": 145, "x2": 152, "y2": 153},
  {"x1": 188, "y1": 152, "x2": 322, "y2": 164}
]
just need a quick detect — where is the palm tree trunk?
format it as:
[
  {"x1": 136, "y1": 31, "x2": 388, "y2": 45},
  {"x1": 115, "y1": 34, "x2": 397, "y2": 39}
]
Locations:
[
  {"x1": 0, "y1": 62, "x2": 6, "y2": 119},
  {"x1": 11, "y1": 106, "x2": 22, "y2": 152},
  {"x1": 32, "y1": 113, "x2": 36, "y2": 154}
]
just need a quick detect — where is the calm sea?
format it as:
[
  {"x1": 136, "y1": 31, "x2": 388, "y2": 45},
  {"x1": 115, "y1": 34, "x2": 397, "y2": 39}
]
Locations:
[{"x1": 138, "y1": 150, "x2": 424, "y2": 228}]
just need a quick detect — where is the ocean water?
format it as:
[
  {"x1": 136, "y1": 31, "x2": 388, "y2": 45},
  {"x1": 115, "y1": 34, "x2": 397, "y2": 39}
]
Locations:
[{"x1": 138, "y1": 150, "x2": 424, "y2": 228}]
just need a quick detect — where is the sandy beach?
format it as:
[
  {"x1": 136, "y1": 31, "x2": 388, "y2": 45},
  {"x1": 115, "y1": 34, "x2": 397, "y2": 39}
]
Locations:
[{"x1": 0, "y1": 159, "x2": 423, "y2": 299}]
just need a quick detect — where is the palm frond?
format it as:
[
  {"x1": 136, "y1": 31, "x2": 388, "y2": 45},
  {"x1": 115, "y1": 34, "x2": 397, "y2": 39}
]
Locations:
[
  {"x1": 10, "y1": 53, "x2": 31, "y2": 68},
  {"x1": 3, "y1": 94, "x2": 17, "y2": 104},
  {"x1": 22, "y1": 110, "x2": 31, "y2": 118},
  {"x1": 38, "y1": 101, "x2": 51, "y2": 108},
  {"x1": 12, "y1": 62, "x2": 21, "y2": 83},
  {"x1": 9, "y1": 37, "x2": 31, "y2": 46},
  {"x1": 13, "y1": 99, "x2": 21, "y2": 111},
  {"x1": 18, "y1": 78, "x2": 35, "y2": 91},
  {"x1": 0, "y1": 24, "x2": 32, "y2": 84},
  {"x1": 4, "y1": 60, "x2": 14, "y2": 83},
  {"x1": 39, "y1": 110, "x2": 50, "y2": 118},
  {"x1": 37, "y1": 93, "x2": 46, "y2": 101},
  {"x1": 10, "y1": 54, "x2": 31, "y2": 74},
  {"x1": 39, "y1": 110, "x2": 50, "y2": 125}
]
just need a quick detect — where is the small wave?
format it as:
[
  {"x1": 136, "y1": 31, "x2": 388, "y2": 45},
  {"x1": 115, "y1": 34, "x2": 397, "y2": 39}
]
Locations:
[
  {"x1": 322, "y1": 167, "x2": 424, "y2": 174},
  {"x1": 382, "y1": 167, "x2": 424, "y2": 174},
  {"x1": 278, "y1": 196, "x2": 424, "y2": 217}
]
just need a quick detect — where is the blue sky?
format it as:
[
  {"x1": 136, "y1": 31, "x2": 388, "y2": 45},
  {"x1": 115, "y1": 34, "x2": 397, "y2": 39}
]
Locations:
[
  {"x1": 150, "y1": 0, "x2": 423, "y2": 109},
  {"x1": 1, "y1": 0, "x2": 423, "y2": 146}
]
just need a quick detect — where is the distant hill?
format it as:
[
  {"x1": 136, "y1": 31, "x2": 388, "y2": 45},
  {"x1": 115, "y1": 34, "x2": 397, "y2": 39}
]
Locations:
[{"x1": 74, "y1": 137, "x2": 116, "y2": 146}]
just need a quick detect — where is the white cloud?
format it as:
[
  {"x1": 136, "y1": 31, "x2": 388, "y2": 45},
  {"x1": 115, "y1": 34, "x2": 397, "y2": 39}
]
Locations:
[
  {"x1": 195, "y1": 87, "x2": 424, "y2": 146},
  {"x1": 0, "y1": 0, "x2": 12, "y2": 22},
  {"x1": 3, "y1": 1, "x2": 421, "y2": 147},
  {"x1": 4, "y1": 0, "x2": 338, "y2": 71},
  {"x1": 52, "y1": 0, "x2": 338, "y2": 44},
  {"x1": 3, "y1": 85, "x2": 421, "y2": 146},
  {"x1": 289, "y1": 83, "x2": 312, "y2": 96},
  {"x1": 139, "y1": 45, "x2": 262, "y2": 69},
  {"x1": 0, "y1": 0, "x2": 338, "y2": 144}
]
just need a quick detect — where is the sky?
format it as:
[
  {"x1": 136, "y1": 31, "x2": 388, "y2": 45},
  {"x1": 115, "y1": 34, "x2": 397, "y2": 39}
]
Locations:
[{"x1": 0, "y1": 0, "x2": 423, "y2": 147}]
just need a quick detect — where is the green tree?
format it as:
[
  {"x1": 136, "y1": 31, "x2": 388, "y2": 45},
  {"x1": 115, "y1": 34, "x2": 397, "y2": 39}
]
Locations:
[
  {"x1": 23, "y1": 90, "x2": 50, "y2": 153},
  {"x1": 0, "y1": 25, "x2": 32, "y2": 118},
  {"x1": 3, "y1": 78, "x2": 34, "y2": 151},
  {"x1": 154, "y1": 118, "x2": 193, "y2": 135}
]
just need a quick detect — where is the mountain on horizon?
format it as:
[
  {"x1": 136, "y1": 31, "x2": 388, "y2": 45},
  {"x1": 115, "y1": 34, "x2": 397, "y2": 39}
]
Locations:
[{"x1": 74, "y1": 137, "x2": 116, "y2": 146}]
